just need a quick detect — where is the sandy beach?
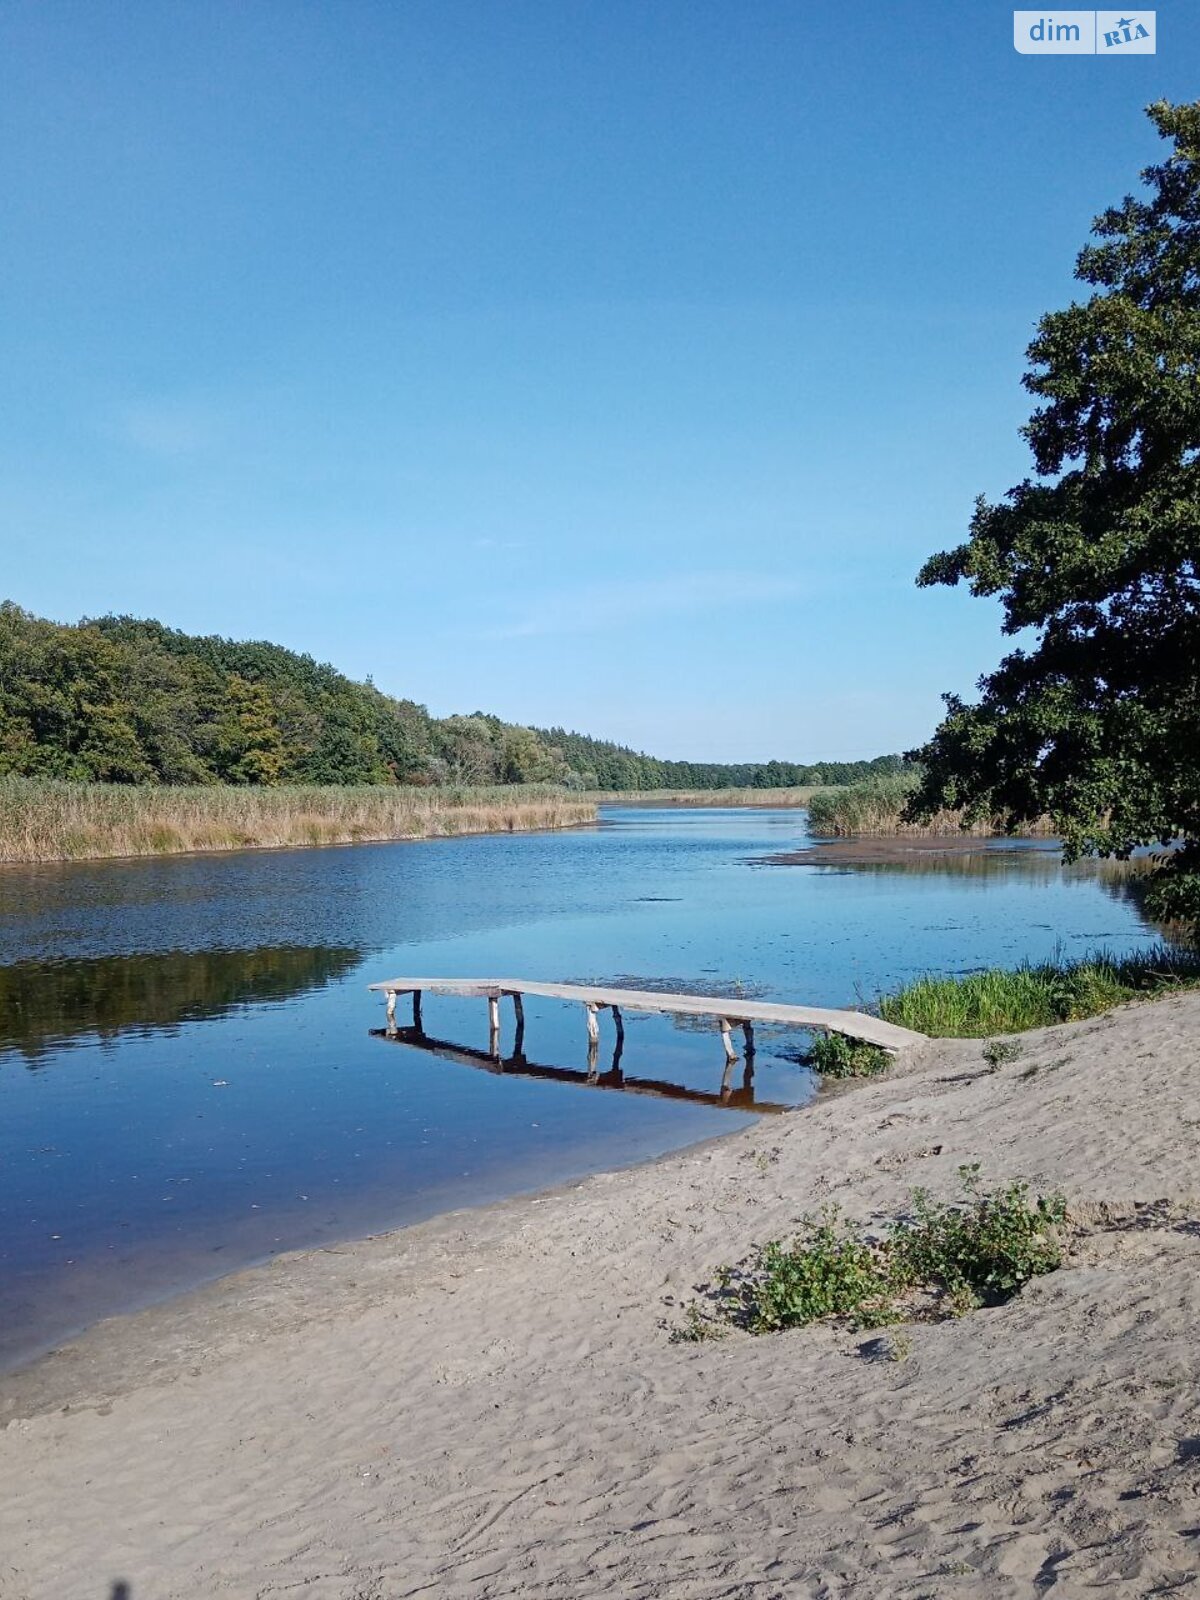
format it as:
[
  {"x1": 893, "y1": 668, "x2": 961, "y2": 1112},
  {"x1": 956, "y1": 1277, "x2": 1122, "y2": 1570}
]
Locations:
[{"x1": 3, "y1": 991, "x2": 1200, "y2": 1598}]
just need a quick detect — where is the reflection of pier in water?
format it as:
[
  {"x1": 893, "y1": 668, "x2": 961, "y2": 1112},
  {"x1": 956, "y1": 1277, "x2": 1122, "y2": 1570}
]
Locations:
[
  {"x1": 369, "y1": 1025, "x2": 792, "y2": 1113},
  {"x1": 368, "y1": 976, "x2": 923, "y2": 1113}
]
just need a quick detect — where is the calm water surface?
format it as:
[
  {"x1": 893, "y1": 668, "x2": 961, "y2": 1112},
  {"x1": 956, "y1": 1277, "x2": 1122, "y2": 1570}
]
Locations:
[{"x1": 0, "y1": 806, "x2": 1157, "y2": 1369}]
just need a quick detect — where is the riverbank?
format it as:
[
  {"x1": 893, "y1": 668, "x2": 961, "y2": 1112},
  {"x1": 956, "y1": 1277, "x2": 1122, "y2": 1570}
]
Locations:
[
  {"x1": 0, "y1": 778, "x2": 596, "y2": 863},
  {"x1": 4, "y1": 989, "x2": 1199, "y2": 1596},
  {"x1": 0, "y1": 780, "x2": 828, "y2": 863},
  {"x1": 593, "y1": 785, "x2": 823, "y2": 807}
]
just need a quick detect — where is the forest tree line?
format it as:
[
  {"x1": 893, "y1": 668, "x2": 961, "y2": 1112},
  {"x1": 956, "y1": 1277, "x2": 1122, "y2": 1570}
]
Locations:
[{"x1": 0, "y1": 603, "x2": 905, "y2": 790}]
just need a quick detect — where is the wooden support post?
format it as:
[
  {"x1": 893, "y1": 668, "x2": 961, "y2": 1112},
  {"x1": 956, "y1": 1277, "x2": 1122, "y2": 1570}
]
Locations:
[
  {"x1": 608, "y1": 1038, "x2": 625, "y2": 1081},
  {"x1": 385, "y1": 990, "x2": 397, "y2": 1033},
  {"x1": 718, "y1": 1017, "x2": 738, "y2": 1065},
  {"x1": 488, "y1": 995, "x2": 501, "y2": 1057},
  {"x1": 742, "y1": 1020, "x2": 755, "y2": 1058},
  {"x1": 585, "y1": 1003, "x2": 600, "y2": 1046},
  {"x1": 720, "y1": 1054, "x2": 736, "y2": 1101},
  {"x1": 611, "y1": 1005, "x2": 625, "y2": 1047},
  {"x1": 511, "y1": 992, "x2": 525, "y2": 1059},
  {"x1": 412, "y1": 991, "x2": 423, "y2": 1032}
]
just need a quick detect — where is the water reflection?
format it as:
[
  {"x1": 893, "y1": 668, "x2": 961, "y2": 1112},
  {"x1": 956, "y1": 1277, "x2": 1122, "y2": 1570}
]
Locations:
[
  {"x1": 783, "y1": 849, "x2": 1168, "y2": 931},
  {"x1": 0, "y1": 945, "x2": 363, "y2": 1064},
  {"x1": 371, "y1": 1023, "x2": 790, "y2": 1113}
]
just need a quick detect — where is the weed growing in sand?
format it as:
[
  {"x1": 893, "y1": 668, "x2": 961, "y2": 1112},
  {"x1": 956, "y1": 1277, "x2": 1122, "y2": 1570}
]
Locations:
[
  {"x1": 885, "y1": 1330, "x2": 912, "y2": 1362},
  {"x1": 736, "y1": 1210, "x2": 899, "y2": 1334},
  {"x1": 670, "y1": 1302, "x2": 729, "y2": 1343},
  {"x1": 894, "y1": 1171, "x2": 1066, "y2": 1311},
  {"x1": 982, "y1": 1038, "x2": 1023, "y2": 1070},
  {"x1": 807, "y1": 1032, "x2": 891, "y2": 1079},
  {"x1": 678, "y1": 1172, "x2": 1067, "y2": 1339}
]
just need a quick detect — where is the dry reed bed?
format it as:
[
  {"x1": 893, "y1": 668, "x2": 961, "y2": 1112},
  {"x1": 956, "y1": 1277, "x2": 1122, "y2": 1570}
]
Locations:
[{"x1": 0, "y1": 779, "x2": 597, "y2": 864}]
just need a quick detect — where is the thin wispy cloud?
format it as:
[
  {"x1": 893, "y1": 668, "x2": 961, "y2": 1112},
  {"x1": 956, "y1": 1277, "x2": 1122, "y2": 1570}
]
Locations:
[
  {"x1": 487, "y1": 571, "x2": 806, "y2": 640},
  {"x1": 470, "y1": 536, "x2": 527, "y2": 552},
  {"x1": 109, "y1": 398, "x2": 226, "y2": 459}
]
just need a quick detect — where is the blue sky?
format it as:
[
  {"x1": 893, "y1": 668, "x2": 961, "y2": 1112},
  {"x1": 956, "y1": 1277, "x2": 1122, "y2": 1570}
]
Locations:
[{"x1": 2, "y1": 2, "x2": 1195, "y2": 760}]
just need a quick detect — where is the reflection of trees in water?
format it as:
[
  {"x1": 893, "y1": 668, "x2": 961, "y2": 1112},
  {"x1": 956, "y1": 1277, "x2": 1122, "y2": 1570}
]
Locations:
[
  {"x1": 815, "y1": 849, "x2": 1141, "y2": 886},
  {"x1": 0, "y1": 945, "x2": 363, "y2": 1064},
  {"x1": 809, "y1": 850, "x2": 1064, "y2": 882},
  {"x1": 815, "y1": 852, "x2": 1182, "y2": 940},
  {"x1": 1098, "y1": 863, "x2": 1186, "y2": 939}
]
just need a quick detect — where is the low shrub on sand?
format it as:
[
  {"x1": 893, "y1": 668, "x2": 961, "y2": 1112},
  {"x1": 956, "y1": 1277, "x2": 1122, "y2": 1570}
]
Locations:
[
  {"x1": 675, "y1": 1168, "x2": 1067, "y2": 1341},
  {"x1": 807, "y1": 1032, "x2": 891, "y2": 1078}
]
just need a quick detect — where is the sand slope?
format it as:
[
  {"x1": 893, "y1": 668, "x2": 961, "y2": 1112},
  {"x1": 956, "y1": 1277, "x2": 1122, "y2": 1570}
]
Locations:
[{"x1": 3, "y1": 992, "x2": 1200, "y2": 1598}]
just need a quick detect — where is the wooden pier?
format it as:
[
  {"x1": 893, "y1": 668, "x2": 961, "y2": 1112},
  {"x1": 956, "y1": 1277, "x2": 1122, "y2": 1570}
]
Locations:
[{"x1": 367, "y1": 977, "x2": 925, "y2": 1084}]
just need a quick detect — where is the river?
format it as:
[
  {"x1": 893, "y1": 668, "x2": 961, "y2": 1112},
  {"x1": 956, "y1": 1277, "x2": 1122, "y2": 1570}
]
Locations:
[{"x1": 0, "y1": 805, "x2": 1157, "y2": 1370}]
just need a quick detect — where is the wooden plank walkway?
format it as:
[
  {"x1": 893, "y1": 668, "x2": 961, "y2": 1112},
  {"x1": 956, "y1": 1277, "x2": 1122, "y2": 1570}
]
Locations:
[{"x1": 367, "y1": 976, "x2": 925, "y2": 1055}]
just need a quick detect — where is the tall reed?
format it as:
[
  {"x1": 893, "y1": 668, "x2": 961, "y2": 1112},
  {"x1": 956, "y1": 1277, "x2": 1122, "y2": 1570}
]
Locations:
[
  {"x1": 807, "y1": 777, "x2": 1054, "y2": 838},
  {"x1": 0, "y1": 778, "x2": 596, "y2": 864}
]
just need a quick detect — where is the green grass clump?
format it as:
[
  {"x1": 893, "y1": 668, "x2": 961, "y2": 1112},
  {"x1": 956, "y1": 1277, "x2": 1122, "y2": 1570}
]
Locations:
[
  {"x1": 879, "y1": 945, "x2": 1200, "y2": 1037},
  {"x1": 808, "y1": 1031, "x2": 891, "y2": 1078},
  {"x1": 676, "y1": 1169, "x2": 1067, "y2": 1340}
]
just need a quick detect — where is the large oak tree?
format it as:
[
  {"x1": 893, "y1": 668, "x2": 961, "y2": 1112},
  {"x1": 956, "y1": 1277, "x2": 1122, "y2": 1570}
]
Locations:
[{"x1": 909, "y1": 101, "x2": 1200, "y2": 918}]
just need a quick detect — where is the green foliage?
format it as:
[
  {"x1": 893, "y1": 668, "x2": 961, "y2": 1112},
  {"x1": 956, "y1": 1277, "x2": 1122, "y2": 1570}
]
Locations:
[
  {"x1": 533, "y1": 725, "x2": 907, "y2": 794},
  {"x1": 682, "y1": 1174, "x2": 1067, "y2": 1339},
  {"x1": 878, "y1": 945, "x2": 1200, "y2": 1037},
  {"x1": 892, "y1": 1171, "x2": 1067, "y2": 1312},
  {"x1": 0, "y1": 603, "x2": 436, "y2": 787},
  {"x1": 1143, "y1": 844, "x2": 1200, "y2": 927},
  {"x1": 909, "y1": 102, "x2": 1200, "y2": 920},
  {"x1": 0, "y1": 601, "x2": 904, "y2": 792},
  {"x1": 807, "y1": 1031, "x2": 891, "y2": 1078},
  {"x1": 737, "y1": 1211, "x2": 897, "y2": 1333}
]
